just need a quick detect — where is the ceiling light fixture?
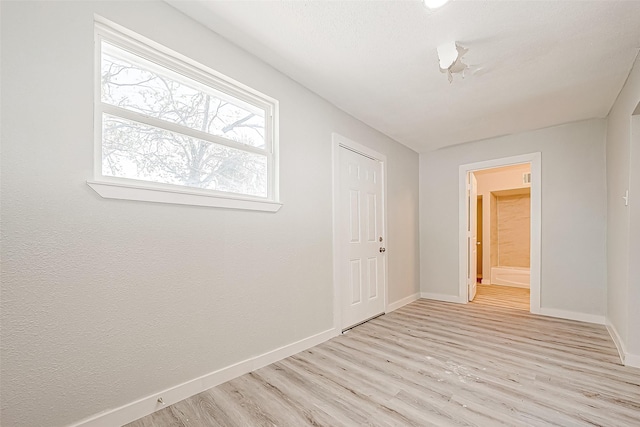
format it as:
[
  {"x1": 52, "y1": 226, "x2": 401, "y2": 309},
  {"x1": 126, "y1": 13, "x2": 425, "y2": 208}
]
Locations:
[
  {"x1": 424, "y1": 0, "x2": 451, "y2": 10},
  {"x1": 437, "y1": 41, "x2": 469, "y2": 83}
]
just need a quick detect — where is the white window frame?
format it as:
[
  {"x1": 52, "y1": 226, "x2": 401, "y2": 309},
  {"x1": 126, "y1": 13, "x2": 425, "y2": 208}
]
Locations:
[{"x1": 87, "y1": 18, "x2": 281, "y2": 212}]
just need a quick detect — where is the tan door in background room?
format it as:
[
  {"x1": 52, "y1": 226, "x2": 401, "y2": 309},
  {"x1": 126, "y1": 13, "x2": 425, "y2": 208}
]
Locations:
[{"x1": 339, "y1": 146, "x2": 385, "y2": 330}]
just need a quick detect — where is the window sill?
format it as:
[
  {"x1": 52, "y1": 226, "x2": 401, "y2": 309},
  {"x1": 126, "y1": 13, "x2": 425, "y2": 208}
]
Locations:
[{"x1": 87, "y1": 180, "x2": 282, "y2": 212}]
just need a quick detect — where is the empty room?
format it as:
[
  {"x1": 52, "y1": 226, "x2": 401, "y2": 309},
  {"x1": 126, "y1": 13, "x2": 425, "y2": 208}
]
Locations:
[{"x1": 2, "y1": 1, "x2": 640, "y2": 426}]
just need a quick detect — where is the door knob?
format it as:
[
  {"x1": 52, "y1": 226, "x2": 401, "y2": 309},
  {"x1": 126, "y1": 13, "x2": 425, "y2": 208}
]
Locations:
[
  {"x1": 379, "y1": 247, "x2": 386, "y2": 253},
  {"x1": 476, "y1": 242, "x2": 481, "y2": 245}
]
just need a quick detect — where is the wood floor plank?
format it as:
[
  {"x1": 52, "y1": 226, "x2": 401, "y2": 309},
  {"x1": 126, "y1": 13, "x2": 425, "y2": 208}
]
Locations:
[
  {"x1": 473, "y1": 284, "x2": 530, "y2": 311},
  {"x1": 126, "y1": 296, "x2": 640, "y2": 427}
]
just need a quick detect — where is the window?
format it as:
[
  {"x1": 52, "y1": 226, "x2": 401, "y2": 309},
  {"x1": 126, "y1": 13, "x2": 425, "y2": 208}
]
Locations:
[{"x1": 88, "y1": 20, "x2": 281, "y2": 212}]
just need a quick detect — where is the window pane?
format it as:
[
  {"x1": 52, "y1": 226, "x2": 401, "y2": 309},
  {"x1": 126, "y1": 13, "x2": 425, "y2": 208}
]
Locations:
[
  {"x1": 102, "y1": 114, "x2": 268, "y2": 198},
  {"x1": 101, "y1": 42, "x2": 267, "y2": 150}
]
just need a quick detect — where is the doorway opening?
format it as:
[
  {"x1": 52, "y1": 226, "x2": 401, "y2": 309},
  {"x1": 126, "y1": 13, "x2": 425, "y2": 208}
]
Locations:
[{"x1": 459, "y1": 154, "x2": 541, "y2": 313}]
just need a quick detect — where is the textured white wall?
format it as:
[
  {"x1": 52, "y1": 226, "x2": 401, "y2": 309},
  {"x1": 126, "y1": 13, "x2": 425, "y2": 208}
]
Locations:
[
  {"x1": 0, "y1": 2, "x2": 419, "y2": 426},
  {"x1": 420, "y1": 119, "x2": 607, "y2": 314},
  {"x1": 606, "y1": 54, "x2": 640, "y2": 360}
]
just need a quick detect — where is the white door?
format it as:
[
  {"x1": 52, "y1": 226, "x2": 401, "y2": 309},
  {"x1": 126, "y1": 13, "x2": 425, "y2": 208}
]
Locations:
[
  {"x1": 339, "y1": 146, "x2": 385, "y2": 330},
  {"x1": 468, "y1": 172, "x2": 478, "y2": 301}
]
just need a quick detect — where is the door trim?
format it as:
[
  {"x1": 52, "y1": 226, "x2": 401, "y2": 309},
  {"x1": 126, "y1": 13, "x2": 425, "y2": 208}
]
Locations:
[
  {"x1": 458, "y1": 153, "x2": 542, "y2": 314},
  {"x1": 467, "y1": 172, "x2": 478, "y2": 302},
  {"x1": 332, "y1": 133, "x2": 388, "y2": 333}
]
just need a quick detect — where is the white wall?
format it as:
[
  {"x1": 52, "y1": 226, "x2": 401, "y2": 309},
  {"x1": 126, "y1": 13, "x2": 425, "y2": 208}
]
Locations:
[
  {"x1": 420, "y1": 119, "x2": 607, "y2": 315},
  {"x1": 606, "y1": 54, "x2": 640, "y2": 364},
  {"x1": 0, "y1": 2, "x2": 419, "y2": 426}
]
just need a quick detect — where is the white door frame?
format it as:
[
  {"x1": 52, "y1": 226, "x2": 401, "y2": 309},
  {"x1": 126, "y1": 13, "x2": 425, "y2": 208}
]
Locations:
[
  {"x1": 332, "y1": 133, "x2": 388, "y2": 332},
  {"x1": 467, "y1": 172, "x2": 478, "y2": 301},
  {"x1": 458, "y1": 153, "x2": 542, "y2": 313}
]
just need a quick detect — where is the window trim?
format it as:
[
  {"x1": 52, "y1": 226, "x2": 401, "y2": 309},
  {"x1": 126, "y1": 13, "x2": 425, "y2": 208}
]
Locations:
[{"x1": 88, "y1": 17, "x2": 281, "y2": 212}]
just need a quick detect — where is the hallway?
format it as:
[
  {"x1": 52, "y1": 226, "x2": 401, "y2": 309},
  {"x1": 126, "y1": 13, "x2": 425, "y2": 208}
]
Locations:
[{"x1": 472, "y1": 284, "x2": 530, "y2": 311}]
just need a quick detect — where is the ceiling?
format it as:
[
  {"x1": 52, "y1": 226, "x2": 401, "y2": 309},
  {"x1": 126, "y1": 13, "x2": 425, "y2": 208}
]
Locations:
[{"x1": 167, "y1": 0, "x2": 640, "y2": 153}]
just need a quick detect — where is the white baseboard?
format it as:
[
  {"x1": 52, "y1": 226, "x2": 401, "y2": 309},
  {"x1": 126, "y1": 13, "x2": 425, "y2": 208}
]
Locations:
[
  {"x1": 420, "y1": 292, "x2": 465, "y2": 304},
  {"x1": 605, "y1": 318, "x2": 640, "y2": 368},
  {"x1": 481, "y1": 279, "x2": 491, "y2": 285},
  {"x1": 606, "y1": 319, "x2": 626, "y2": 365},
  {"x1": 69, "y1": 328, "x2": 337, "y2": 427},
  {"x1": 386, "y1": 292, "x2": 420, "y2": 312},
  {"x1": 537, "y1": 307, "x2": 605, "y2": 325}
]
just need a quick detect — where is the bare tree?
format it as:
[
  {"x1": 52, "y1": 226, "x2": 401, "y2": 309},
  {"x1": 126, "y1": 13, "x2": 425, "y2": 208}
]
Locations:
[{"x1": 101, "y1": 49, "x2": 268, "y2": 197}]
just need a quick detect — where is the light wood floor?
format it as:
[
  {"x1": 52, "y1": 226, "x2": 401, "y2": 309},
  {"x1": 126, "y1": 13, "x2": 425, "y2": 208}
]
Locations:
[
  {"x1": 472, "y1": 284, "x2": 530, "y2": 311},
  {"x1": 127, "y1": 299, "x2": 640, "y2": 427}
]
